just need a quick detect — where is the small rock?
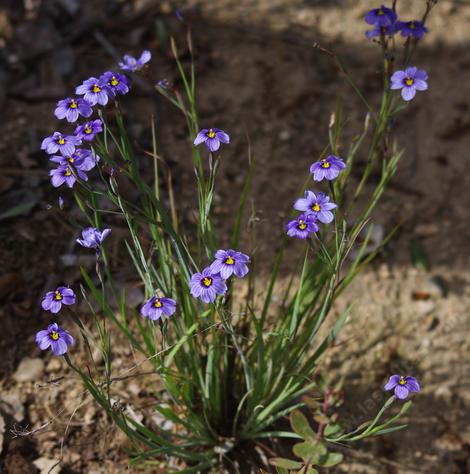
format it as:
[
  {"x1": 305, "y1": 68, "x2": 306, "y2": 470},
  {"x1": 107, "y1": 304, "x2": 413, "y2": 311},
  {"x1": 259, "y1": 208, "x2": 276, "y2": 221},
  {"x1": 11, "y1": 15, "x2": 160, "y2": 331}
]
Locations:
[
  {"x1": 91, "y1": 347, "x2": 104, "y2": 365},
  {"x1": 46, "y1": 358, "x2": 63, "y2": 373},
  {"x1": 128, "y1": 383, "x2": 141, "y2": 397},
  {"x1": 111, "y1": 282, "x2": 144, "y2": 309},
  {"x1": 83, "y1": 405, "x2": 96, "y2": 424},
  {"x1": 33, "y1": 457, "x2": 61, "y2": 474},
  {"x1": 414, "y1": 223, "x2": 439, "y2": 237},
  {"x1": 413, "y1": 300, "x2": 436, "y2": 316},
  {"x1": 435, "y1": 384, "x2": 453, "y2": 402},
  {"x1": 13, "y1": 358, "x2": 44, "y2": 383},
  {"x1": 0, "y1": 394, "x2": 25, "y2": 422},
  {"x1": 425, "y1": 276, "x2": 447, "y2": 299}
]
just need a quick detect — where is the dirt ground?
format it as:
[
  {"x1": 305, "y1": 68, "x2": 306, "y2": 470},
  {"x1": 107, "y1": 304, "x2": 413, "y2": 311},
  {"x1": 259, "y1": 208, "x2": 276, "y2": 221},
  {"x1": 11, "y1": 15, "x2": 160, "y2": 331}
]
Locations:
[{"x1": 0, "y1": 0, "x2": 470, "y2": 472}]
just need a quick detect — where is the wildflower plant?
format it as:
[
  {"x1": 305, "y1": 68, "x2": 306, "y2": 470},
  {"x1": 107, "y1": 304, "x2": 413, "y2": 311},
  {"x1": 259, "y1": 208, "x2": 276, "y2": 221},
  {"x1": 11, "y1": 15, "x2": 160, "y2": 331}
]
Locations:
[{"x1": 34, "y1": 2, "x2": 436, "y2": 472}]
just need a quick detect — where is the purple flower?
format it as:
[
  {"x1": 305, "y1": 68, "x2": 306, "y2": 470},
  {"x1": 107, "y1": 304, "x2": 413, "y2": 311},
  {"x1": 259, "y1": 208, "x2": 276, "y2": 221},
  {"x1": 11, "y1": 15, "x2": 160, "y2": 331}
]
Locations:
[
  {"x1": 286, "y1": 213, "x2": 319, "y2": 239},
  {"x1": 391, "y1": 67, "x2": 428, "y2": 101},
  {"x1": 190, "y1": 267, "x2": 227, "y2": 303},
  {"x1": 294, "y1": 191, "x2": 337, "y2": 224},
  {"x1": 140, "y1": 296, "x2": 176, "y2": 321},
  {"x1": 194, "y1": 128, "x2": 230, "y2": 152},
  {"x1": 74, "y1": 148, "x2": 100, "y2": 171},
  {"x1": 75, "y1": 77, "x2": 110, "y2": 106},
  {"x1": 384, "y1": 375, "x2": 421, "y2": 400},
  {"x1": 54, "y1": 97, "x2": 93, "y2": 123},
  {"x1": 41, "y1": 286, "x2": 76, "y2": 314},
  {"x1": 365, "y1": 5, "x2": 397, "y2": 27},
  {"x1": 41, "y1": 132, "x2": 81, "y2": 156},
  {"x1": 118, "y1": 50, "x2": 151, "y2": 72},
  {"x1": 209, "y1": 249, "x2": 250, "y2": 279},
  {"x1": 76, "y1": 227, "x2": 111, "y2": 252},
  {"x1": 36, "y1": 323, "x2": 74, "y2": 356},
  {"x1": 74, "y1": 119, "x2": 103, "y2": 141},
  {"x1": 365, "y1": 23, "x2": 399, "y2": 39},
  {"x1": 100, "y1": 71, "x2": 130, "y2": 98},
  {"x1": 157, "y1": 78, "x2": 170, "y2": 89},
  {"x1": 175, "y1": 9, "x2": 184, "y2": 22},
  {"x1": 397, "y1": 20, "x2": 428, "y2": 39},
  {"x1": 49, "y1": 164, "x2": 87, "y2": 188},
  {"x1": 50, "y1": 149, "x2": 100, "y2": 172},
  {"x1": 310, "y1": 155, "x2": 346, "y2": 182}
]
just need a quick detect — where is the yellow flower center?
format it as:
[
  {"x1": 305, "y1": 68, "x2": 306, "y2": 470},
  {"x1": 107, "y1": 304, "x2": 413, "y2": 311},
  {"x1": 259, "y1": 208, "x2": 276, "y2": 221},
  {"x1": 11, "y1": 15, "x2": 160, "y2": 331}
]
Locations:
[
  {"x1": 321, "y1": 159, "x2": 330, "y2": 169},
  {"x1": 92, "y1": 84, "x2": 101, "y2": 93},
  {"x1": 54, "y1": 290, "x2": 62, "y2": 300},
  {"x1": 67, "y1": 156, "x2": 74, "y2": 163},
  {"x1": 65, "y1": 168, "x2": 72, "y2": 177},
  {"x1": 405, "y1": 77, "x2": 414, "y2": 86},
  {"x1": 409, "y1": 22, "x2": 416, "y2": 29},
  {"x1": 377, "y1": 8, "x2": 384, "y2": 15},
  {"x1": 154, "y1": 298, "x2": 162, "y2": 308},
  {"x1": 50, "y1": 331, "x2": 59, "y2": 341},
  {"x1": 298, "y1": 220, "x2": 307, "y2": 230},
  {"x1": 202, "y1": 277, "x2": 212, "y2": 287},
  {"x1": 85, "y1": 125, "x2": 92, "y2": 134},
  {"x1": 110, "y1": 76, "x2": 119, "y2": 86},
  {"x1": 225, "y1": 256, "x2": 235, "y2": 265},
  {"x1": 399, "y1": 376, "x2": 406, "y2": 385},
  {"x1": 70, "y1": 99, "x2": 77, "y2": 109},
  {"x1": 207, "y1": 129, "x2": 216, "y2": 138},
  {"x1": 58, "y1": 137, "x2": 65, "y2": 145},
  {"x1": 312, "y1": 203, "x2": 320, "y2": 212}
]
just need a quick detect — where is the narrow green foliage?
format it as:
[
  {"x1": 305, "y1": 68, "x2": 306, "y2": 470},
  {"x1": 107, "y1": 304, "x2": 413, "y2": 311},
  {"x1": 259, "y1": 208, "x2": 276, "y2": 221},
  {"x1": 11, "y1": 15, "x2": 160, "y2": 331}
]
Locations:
[{"x1": 62, "y1": 8, "x2": 435, "y2": 470}]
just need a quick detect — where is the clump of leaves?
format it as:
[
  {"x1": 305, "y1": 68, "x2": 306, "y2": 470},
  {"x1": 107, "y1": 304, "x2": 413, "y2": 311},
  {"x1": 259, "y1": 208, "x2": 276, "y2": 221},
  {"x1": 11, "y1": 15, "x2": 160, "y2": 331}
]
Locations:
[
  {"x1": 269, "y1": 378, "x2": 413, "y2": 473},
  {"x1": 269, "y1": 387, "x2": 344, "y2": 474}
]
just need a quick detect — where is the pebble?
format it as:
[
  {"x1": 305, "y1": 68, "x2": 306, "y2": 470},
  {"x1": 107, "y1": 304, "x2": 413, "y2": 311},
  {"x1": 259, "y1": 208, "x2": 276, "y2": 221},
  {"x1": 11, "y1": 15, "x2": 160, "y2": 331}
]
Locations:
[
  {"x1": 414, "y1": 300, "x2": 436, "y2": 316},
  {"x1": 33, "y1": 457, "x2": 61, "y2": 474},
  {"x1": 425, "y1": 276, "x2": 447, "y2": 298},
  {"x1": 13, "y1": 357, "x2": 45, "y2": 383},
  {"x1": 0, "y1": 393, "x2": 25, "y2": 422},
  {"x1": 414, "y1": 223, "x2": 440, "y2": 237},
  {"x1": 46, "y1": 357, "x2": 63, "y2": 373},
  {"x1": 435, "y1": 383, "x2": 453, "y2": 402}
]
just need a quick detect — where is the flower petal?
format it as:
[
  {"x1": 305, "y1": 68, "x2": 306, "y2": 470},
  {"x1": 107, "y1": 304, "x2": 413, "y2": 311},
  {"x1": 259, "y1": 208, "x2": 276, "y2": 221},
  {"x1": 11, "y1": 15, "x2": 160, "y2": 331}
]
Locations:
[
  {"x1": 384, "y1": 375, "x2": 400, "y2": 391},
  {"x1": 394, "y1": 385, "x2": 409, "y2": 400},
  {"x1": 401, "y1": 86, "x2": 416, "y2": 101}
]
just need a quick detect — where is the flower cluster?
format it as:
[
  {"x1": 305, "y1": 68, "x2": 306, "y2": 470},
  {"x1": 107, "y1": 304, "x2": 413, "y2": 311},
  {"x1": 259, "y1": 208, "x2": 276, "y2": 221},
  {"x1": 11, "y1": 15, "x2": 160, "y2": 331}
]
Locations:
[
  {"x1": 287, "y1": 155, "x2": 344, "y2": 239},
  {"x1": 365, "y1": 4, "x2": 428, "y2": 40},
  {"x1": 365, "y1": 6, "x2": 430, "y2": 102},
  {"x1": 190, "y1": 249, "x2": 250, "y2": 303},
  {"x1": 35, "y1": 52, "x2": 151, "y2": 357},
  {"x1": 36, "y1": 287, "x2": 76, "y2": 355},
  {"x1": 41, "y1": 51, "x2": 151, "y2": 190},
  {"x1": 139, "y1": 248, "x2": 250, "y2": 319}
]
